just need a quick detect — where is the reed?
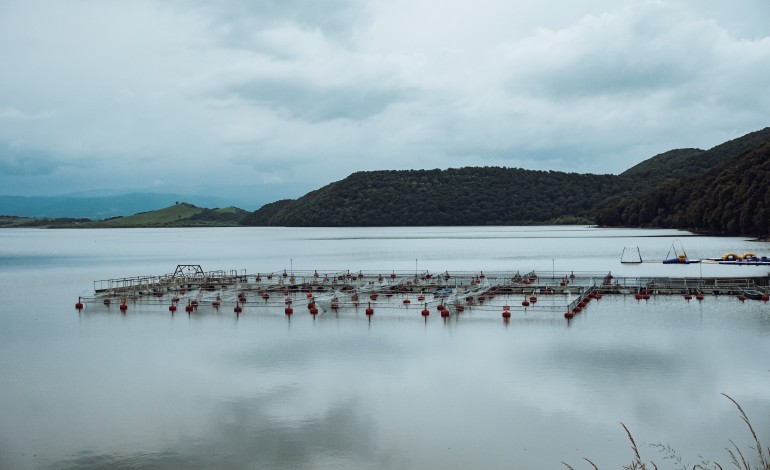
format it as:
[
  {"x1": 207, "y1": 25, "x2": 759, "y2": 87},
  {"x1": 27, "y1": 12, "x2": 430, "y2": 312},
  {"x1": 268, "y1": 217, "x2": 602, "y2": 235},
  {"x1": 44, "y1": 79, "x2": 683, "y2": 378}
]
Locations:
[{"x1": 564, "y1": 394, "x2": 769, "y2": 470}]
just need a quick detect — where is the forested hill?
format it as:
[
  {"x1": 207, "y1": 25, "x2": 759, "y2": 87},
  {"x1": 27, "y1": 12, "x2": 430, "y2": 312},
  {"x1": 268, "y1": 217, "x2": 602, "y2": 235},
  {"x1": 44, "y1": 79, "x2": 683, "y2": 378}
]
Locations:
[
  {"x1": 242, "y1": 167, "x2": 624, "y2": 227},
  {"x1": 597, "y1": 141, "x2": 770, "y2": 237},
  {"x1": 241, "y1": 126, "x2": 770, "y2": 232}
]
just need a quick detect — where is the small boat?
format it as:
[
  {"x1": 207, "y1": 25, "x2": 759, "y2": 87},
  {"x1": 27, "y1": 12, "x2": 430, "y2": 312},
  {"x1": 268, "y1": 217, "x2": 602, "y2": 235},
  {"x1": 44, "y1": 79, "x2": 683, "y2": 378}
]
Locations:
[
  {"x1": 715, "y1": 253, "x2": 770, "y2": 265},
  {"x1": 662, "y1": 255, "x2": 700, "y2": 264},
  {"x1": 662, "y1": 240, "x2": 700, "y2": 264}
]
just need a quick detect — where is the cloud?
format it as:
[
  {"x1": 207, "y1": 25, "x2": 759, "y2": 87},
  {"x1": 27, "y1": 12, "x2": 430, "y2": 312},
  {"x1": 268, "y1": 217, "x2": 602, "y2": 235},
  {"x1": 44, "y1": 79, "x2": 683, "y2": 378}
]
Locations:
[
  {"x1": 0, "y1": 142, "x2": 60, "y2": 176},
  {"x1": 0, "y1": 0, "x2": 768, "y2": 197},
  {"x1": 0, "y1": 107, "x2": 54, "y2": 121},
  {"x1": 177, "y1": 0, "x2": 368, "y2": 45},
  {"x1": 227, "y1": 78, "x2": 415, "y2": 122}
]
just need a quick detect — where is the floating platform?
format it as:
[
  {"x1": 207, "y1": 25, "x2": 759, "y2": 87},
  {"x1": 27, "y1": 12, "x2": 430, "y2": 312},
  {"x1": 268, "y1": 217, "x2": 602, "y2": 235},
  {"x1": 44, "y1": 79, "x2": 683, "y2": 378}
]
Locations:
[
  {"x1": 622, "y1": 243, "x2": 770, "y2": 265},
  {"x1": 74, "y1": 265, "x2": 770, "y2": 319}
]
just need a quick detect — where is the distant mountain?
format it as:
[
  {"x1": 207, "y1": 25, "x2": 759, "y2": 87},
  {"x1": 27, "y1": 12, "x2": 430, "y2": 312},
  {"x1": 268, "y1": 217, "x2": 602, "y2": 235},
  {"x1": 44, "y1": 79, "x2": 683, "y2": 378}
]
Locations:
[
  {"x1": 0, "y1": 193, "x2": 240, "y2": 219},
  {"x1": 0, "y1": 203, "x2": 248, "y2": 228}
]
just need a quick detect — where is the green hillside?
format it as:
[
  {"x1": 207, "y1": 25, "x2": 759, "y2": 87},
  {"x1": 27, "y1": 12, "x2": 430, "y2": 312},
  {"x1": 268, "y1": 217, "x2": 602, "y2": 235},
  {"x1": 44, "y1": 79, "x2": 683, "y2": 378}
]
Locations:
[
  {"x1": 92, "y1": 203, "x2": 205, "y2": 227},
  {"x1": 600, "y1": 141, "x2": 770, "y2": 237},
  {"x1": 242, "y1": 167, "x2": 625, "y2": 226},
  {"x1": 1, "y1": 203, "x2": 249, "y2": 228},
  {"x1": 242, "y1": 127, "x2": 770, "y2": 232},
  {"x1": 3, "y1": 126, "x2": 769, "y2": 235}
]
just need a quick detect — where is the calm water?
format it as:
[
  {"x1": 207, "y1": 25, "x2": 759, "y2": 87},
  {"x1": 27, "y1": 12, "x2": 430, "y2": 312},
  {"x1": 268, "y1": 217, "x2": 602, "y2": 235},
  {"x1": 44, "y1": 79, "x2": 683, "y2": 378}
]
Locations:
[{"x1": 1, "y1": 226, "x2": 769, "y2": 469}]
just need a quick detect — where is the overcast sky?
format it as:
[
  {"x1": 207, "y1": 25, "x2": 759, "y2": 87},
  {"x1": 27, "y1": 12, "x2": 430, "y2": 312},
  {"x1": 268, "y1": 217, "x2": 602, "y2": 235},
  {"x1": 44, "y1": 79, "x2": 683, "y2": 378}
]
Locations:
[{"x1": 1, "y1": 0, "x2": 769, "y2": 203}]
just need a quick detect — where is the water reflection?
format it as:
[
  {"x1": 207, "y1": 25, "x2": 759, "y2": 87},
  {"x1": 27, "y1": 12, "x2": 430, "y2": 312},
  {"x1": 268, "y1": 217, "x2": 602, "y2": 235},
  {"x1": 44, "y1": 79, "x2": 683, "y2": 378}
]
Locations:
[
  {"x1": 51, "y1": 397, "x2": 382, "y2": 470},
  {"x1": 1, "y1": 227, "x2": 770, "y2": 469}
]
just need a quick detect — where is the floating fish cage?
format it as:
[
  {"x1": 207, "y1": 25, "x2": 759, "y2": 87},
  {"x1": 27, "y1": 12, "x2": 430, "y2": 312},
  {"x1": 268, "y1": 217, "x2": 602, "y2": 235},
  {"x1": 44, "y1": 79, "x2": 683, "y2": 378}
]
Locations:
[{"x1": 74, "y1": 265, "x2": 770, "y2": 319}]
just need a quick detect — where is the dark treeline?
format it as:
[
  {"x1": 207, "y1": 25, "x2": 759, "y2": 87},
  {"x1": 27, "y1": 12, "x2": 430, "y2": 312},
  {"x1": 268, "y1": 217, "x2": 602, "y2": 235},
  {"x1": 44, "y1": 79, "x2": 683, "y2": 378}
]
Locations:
[
  {"x1": 597, "y1": 141, "x2": 770, "y2": 237},
  {"x1": 241, "y1": 167, "x2": 625, "y2": 226},
  {"x1": 17, "y1": 127, "x2": 765, "y2": 234},
  {"x1": 241, "y1": 127, "x2": 770, "y2": 235}
]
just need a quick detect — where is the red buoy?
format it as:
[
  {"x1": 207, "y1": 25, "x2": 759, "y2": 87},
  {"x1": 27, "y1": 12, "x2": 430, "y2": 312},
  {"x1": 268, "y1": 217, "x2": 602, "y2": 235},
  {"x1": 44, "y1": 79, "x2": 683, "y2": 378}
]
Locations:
[
  {"x1": 417, "y1": 294, "x2": 425, "y2": 301},
  {"x1": 502, "y1": 310, "x2": 511, "y2": 318},
  {"x1": 696, "y1": 294, "x2": 704, "y2": 301},
  {"x1": 455, "y1": 304, "x2": 465, "y2": 312},
  {"x1": 285, "y1": 306, "x2": 294, "y2": 315},
  {"x1": 370, "y1": 293, "x2": 378, "y2": 301},
  {"x1": 522, "y1": 300, "x2": 530, "y2": 307},
  {"x1": 234, "y1": 303, "x2": 242, "y2": 314},
  {"x1": 169, "y1": 305, "x2": 177, "y2": 312},
  {"x1": 119, "y1": 303, "x2": 127, "y2": 312},
  {"x1": 440, "y1": 309, "x2": 450, "y2": 318},
  {"x1": 365, "y1": 306, "x2": 374, "y2": 316},
  {"x1": 421, "y1": 308, "x2": 430, "y2": 316},
  {"x1": 309, "y1": 306, "x2": 318, "y2": 315},
  {"x1": 529, "y1": 296, "x2": 537, "y2": 303},
  {"x1": 684, "y1": 294, "x2": 692, "y2": 301},
  {"x1": 564, "y1": 311, "x2": 574, "y2": 319},
  {"x1": 436, "y1": 304, "x2": 445, "y2": 311},
  {"x1": 403, "y1": 298, "x2": 411, "y2": 305},
  {"x1": 762, "y1": 294, "x2": 769, "y2": 302},
  {"x1": 103, "y1": 298, "x2": 111, "y2": 305},
  {"x1": 75, "y1": 298, "x2": 84, "y2": 310},
  {"x1": 185, "y1": 304, "x2": 193, "y2": 313}
]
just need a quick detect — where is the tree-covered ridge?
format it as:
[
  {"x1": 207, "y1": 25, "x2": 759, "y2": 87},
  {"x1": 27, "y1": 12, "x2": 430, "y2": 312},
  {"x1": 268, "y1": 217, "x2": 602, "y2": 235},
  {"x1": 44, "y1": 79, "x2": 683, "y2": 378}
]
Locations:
[
  {"x1": 4, "y1": 127, "x2": 767, "y2": 234},
  {"x1": 598, "y1": 141, "x2": 770, "y2": 237},
  {"x1": 243, "y1": 167, "x2": 628, "y2": 227},
  {"x1": 242, "y1": 127, "x2": 770, "y2": 231},
  {"x1": 619, "y1": 148, "x2": 705, "y2": 179}
]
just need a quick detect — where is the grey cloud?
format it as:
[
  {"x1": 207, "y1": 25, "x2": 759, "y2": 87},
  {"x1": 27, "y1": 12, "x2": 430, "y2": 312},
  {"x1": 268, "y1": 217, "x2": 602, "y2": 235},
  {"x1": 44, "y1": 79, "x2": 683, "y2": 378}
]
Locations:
[
  {"x1": 1, "y1": 0, "x2": 769, "y2": 197},
  {"x1": 503, "y1": 3, "x2": 747, "y2": 103},
  {"x1": 526, "y1": 53, "x2": 689, "y2": 100},
  {"x1": 178, "y1": 0, "x2": 368, "y2": 45},
  {"x1": 228, "y1": 78, "x2": 415, "y2": 121},
  {"x1": 0, "y1": 143, "x2": 59, "y2": 176}
]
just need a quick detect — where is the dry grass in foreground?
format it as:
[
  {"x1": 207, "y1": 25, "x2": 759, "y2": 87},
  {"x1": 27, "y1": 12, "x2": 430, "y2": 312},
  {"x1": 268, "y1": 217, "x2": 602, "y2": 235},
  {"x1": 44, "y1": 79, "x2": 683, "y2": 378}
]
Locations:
[{"x1": 564, "y1": 394, "x2": 769, "y2": 470}]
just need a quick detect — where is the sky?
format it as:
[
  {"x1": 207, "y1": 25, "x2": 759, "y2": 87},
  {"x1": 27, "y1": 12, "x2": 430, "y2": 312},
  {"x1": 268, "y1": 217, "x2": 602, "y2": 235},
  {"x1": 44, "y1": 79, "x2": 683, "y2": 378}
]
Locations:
[{"x1": 1, "y1": 0, "x2": 769, "y2": 205}]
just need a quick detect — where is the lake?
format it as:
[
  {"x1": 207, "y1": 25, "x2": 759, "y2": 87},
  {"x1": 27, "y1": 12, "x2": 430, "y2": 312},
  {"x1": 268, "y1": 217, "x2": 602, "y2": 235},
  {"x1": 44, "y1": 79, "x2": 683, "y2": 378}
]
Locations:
[{"x1": 1, "y1": 226, "x2": 769, "y2": 469}]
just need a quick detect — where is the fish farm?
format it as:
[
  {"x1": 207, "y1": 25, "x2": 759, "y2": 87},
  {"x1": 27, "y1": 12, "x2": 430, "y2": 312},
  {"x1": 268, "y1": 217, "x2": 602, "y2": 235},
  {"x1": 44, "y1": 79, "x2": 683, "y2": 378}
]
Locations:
[{"x1": 74, "y1": 264, "x2": 770, "y2": 319}]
